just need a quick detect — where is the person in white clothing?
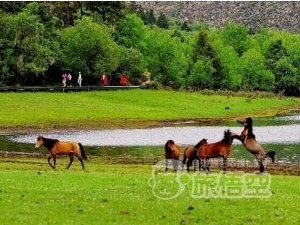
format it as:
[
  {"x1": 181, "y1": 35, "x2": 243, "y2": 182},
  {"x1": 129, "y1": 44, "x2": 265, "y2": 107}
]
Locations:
[{"x1": 77, "y1": 72, "x2": 83, "y2": 87}]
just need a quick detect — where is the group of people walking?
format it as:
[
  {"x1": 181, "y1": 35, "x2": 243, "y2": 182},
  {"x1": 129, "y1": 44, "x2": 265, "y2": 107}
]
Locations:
[
  {"x1": 62, "y1": 72, "x2": 128, "y2": 87},
  {"x1": 99, "y1": 73, "x2": 128, "y2": 86},
  {"x1": 62, "y1": 72, "x2": 82, "y2": 87}
]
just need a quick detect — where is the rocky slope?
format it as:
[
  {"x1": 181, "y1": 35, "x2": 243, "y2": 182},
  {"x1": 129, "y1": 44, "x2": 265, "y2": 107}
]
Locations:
[{"x1": 135, "y1": 1, "x2": 300, "y2": 32}]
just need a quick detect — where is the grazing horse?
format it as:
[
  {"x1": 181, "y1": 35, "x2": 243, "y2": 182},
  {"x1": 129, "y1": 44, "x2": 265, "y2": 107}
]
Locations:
[
  {"x1": 235, "y1": 117, "x2": 276, "y2": 174},
  {"x1": 164, "y1": 140, "x2": 180, "y2": 171},
  {"x1": 182, "y1": 138, "x2": 208, "y2": 172},
  {"x1": 197, "y1": 130, "x2": 236, "y2": 174},
  {"x1": 35, "y1": 136, "x2": 87, "y2": 170}
]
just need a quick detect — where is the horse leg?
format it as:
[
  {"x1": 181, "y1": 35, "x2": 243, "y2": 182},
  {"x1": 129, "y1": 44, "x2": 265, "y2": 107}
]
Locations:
[
  {"x1": 182, "y1": 157, "x2": 186, "y2": 172},
  {"x1": 172, "y1": 159, "x2": 178, "y2": 172},
  {"x1": 77, "y1": 156, "x2": 85, "y2": 170},
  {"x1": 165, "y1": 159, "x2": 168, "y2": 171},
  {"x1": 186, "y1": 158, "x2": 190, "y2": 172},
  {"x1": 198, "y1": 159, "x2": 202, "y2": 171},
  {"x1": 47, "y1": 155, "x2": 55, "y2": 169},
  {"x1": 53, "y1": 155, "x2": 56, "y2": 169},
  {"x1": 255, "y1": 153, "x2": 265, "y2": 174},
  {"x1": 190, "y1": 159, "x2": 195, "y2": 172},
  {"x1": 222, "y1": 158, "x2": 227, "y2": 174},
  {"x1": 200, "y1": 159, "x2": 207, "y2": 173},
  {"x1": 66, "y1": 153, "x2": 74, "y2": 169},
  {"x1": 257, "y1": 158, "x2": 264, "y2": 174},
  {"x1": 194, "y1": 159, "x2": 199, "y2": 172},
  {"x1": 205, "y1": 158, "x2": 210, "y2": 174}
]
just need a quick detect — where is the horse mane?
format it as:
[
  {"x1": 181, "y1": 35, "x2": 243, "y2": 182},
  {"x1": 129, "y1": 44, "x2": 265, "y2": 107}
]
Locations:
[
  {"x1": 38, "y1": 136, "x2": 59, "y2": 149},
  {"x1": 246, "y1": 117, "x2": 256, "y2": 139},
  {"x1": 223, "y1": 129, "x2": 233, "y2": 143},
  {"x1": 194, "y1": 138, "x2": 207, "y2": 149}
]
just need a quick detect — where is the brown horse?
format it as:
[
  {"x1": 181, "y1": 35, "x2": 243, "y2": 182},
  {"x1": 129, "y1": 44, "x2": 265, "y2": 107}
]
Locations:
[
  {"x1": 235, "y1": 117, "x2": 275, "y2": 174},
  {"x1": 182, "y1": 138, "x2": 208, "y2": 172},
  {"x1": 164, "y1": 140, "x2": 180, "y2": 171},
  {"x1": 35, "y1": 136, "x2": 87, "y2": 170},
  {"x1": 197, "y1": 130, "x2": 236, "y2": 174}
]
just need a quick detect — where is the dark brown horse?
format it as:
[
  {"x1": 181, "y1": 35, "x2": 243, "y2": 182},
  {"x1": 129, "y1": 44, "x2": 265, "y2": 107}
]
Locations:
[
  {"x1": 235, "y1": 117, "x2": 275, "y2": 174},
  {"x1": 35, "y1": 136, "x2": 87, "y2": 170},
  {"x1": 182, "y1": 138, "x2": 208, "y2": 172},
  {"x1": 197, "y1": 130, "x2": 236, "y2": 174},
  {"x1": 164, "y1": 140, "x2": 180, "y2": 171}
]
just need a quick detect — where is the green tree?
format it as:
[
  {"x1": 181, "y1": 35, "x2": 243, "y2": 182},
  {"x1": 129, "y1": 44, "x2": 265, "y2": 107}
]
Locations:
[
  {"x1": 273, "y1": 57, "x2": 300, "y2": 95},
  {"x1": 210, "y1": 31, "x2": 242, "y2": 90},
  {"x1": 114, "y1": 47, "x2": 147, "y2": 85},
  {"x1": 0, "y1": 1, "x2": 28, "y2": 13},
  {"x1": 189, "y1": 27, "x2": 225, "y2": 89},
  {"x1": 191, "y1": 27, "x2": 213, "y2": 63},
  {"x1": 113, "y1": 13, "x2": 145, "y2": 49},
  {"x1": 85, "y1": 1, "x2": 127, "y2": 25},
  {"x1": 0, "y1": 2, "x2": 57, "y2": 85},
  {"x1": 265, "y1": 39, "x2": 288, "y2": 71},
  {"x1": 113, "y1": 14, "x2": 147, "y2": 84},
  {"x1": 263, "y1": 39, "x2": 298, "y2": 94},
  {"x1": 142, "y1": 9, "x2": 156, "y2": 25},
  {"x1": 187, "y1": 57, "x2": 215, "y2": 89},
  {"x1": 59, "y1": 17, "x2": 121, "y2": 84},
  {"x1": 157, "y1": 12, "x2": 168, "y2": 29},
  {"x1": 239, "y1": 49, "x2": 275, "y2": 91},
  {"x1": 142, "y1": 28, "x2": 188, "y2": 88},
  {"x1": 181, "y1": 21, "x2": 190, "y2": 31},
  {"x1": 41, "y1": 1, "x2": 81, "y2": 27},
  {"x1": 171, "y1": 30, "x2": 185, "y2": 42},
  {"x1": 221, "y1": 21, "x2": 248, "y2": 56}
]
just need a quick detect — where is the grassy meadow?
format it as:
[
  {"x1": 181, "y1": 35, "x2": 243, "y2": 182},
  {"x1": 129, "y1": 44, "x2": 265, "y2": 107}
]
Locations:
[
  {"x1": 1, "y1": 89, "x2": 300, "y2": 225},
  {"x1": 0, "y1": 159, "x2": 300, "y2": 225},
  {"x1": 0, "y1": 89, "x2": 299, "y2": 130}
]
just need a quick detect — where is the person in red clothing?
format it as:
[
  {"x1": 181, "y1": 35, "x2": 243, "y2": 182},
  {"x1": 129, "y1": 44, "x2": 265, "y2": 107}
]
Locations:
[
  {"x1": 120, "y1": 73, "x2": 128, "y2": 86},
  {"x1": 99, "y1": 73, "x2": 109, "y2": 86}
]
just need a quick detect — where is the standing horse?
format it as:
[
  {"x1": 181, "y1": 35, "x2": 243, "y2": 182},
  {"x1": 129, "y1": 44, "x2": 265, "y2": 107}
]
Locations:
[
  {"x1": 235, "y1": 117, "x2": 275, "y2": 174},
  {"x1": 197, "y1": 130, "x2": 236, "y2": 174},
  {"x1": 35, "y1": 136, "x2": 87, "y2": 170},
  {"x1": 164, "y1": 140, "x2": 180, "y2": 171},
  {"x1": 182, "y1": 138, "x2": 208, "y2": 172}
]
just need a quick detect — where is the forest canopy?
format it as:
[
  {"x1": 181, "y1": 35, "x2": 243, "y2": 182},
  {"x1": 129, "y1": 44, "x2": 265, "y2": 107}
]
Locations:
[{"x1": 1, "y1": 1, "x2": 300, "y2": 96}]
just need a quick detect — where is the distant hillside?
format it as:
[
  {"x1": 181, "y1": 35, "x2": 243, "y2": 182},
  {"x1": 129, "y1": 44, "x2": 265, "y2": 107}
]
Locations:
[{"x1": 135, "y1": 1, "x2": 300, "y2": 32}]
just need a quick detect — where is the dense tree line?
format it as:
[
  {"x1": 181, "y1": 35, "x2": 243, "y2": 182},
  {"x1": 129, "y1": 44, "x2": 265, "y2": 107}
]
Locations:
[{"x1": 1, "y1": 2, "x2": 300, "y2": 96}]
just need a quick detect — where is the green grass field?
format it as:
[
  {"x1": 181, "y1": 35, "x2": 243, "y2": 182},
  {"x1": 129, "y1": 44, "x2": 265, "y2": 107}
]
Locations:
[
  {"x1": 1, "y1": 89, "x2": 300, "y2": 224},
  {"x1": 0, "y1": 89, "x2": 299, "y2": 130},
  {"x1": 0, "y1": 159, "x2": 300, "y2": 225}
]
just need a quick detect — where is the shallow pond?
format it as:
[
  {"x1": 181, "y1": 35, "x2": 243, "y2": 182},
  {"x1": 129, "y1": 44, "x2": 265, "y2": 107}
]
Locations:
[
  {"x1": 9, "y1": 113, "x2": 300, "y2": 146},
  {"x1": 4, "y1": 113, "x2": 300, "y2": 163}
]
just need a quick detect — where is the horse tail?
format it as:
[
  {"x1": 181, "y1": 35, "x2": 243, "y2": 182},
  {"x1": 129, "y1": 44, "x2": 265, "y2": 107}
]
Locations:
[
  {"x1": 79, "y1": 143, "x2": 87, "y2": 160},
  {"x1": 266, "y1": 150, "x2": 276, "y2": 163}
]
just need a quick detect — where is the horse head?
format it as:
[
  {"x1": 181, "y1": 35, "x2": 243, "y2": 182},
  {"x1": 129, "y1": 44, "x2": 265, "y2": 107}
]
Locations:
[
  {"x1": 35, "y1": 136, "x2": 59, "y2": 150},
  {"x1": 237, "y1": 117, "x2": 255, "y2": 139},
  {"x1": 223, "y1": 129, "x2": 237, "y2": 143},
  {"x1": 237, "y1": 117, "x2": 253, "y2": 127},
  {"x1": 165, "y1": 140, "x2": 180, "y2": 158},
  {"x1": 35, "y1": 136, "x2": 44, "y2": 149}
]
